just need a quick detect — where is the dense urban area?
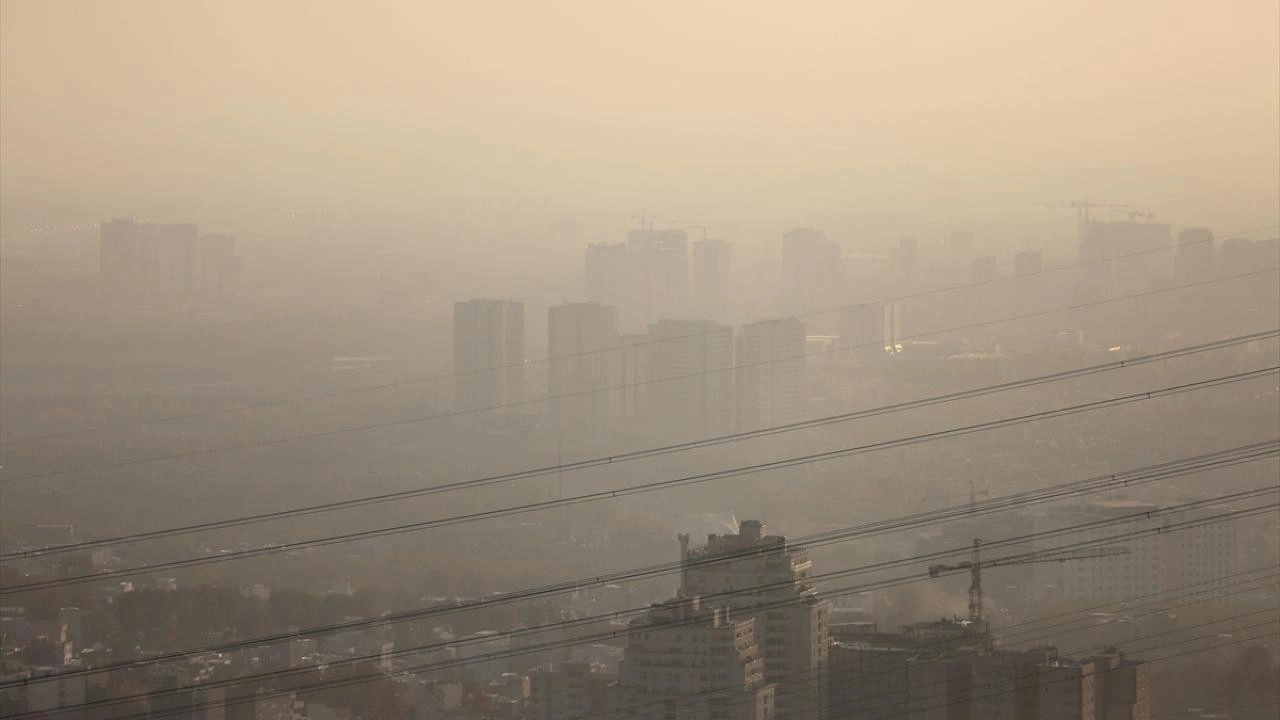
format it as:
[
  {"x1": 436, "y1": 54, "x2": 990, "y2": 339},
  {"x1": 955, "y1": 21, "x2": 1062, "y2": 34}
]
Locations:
[
  {"x1": 2, "y1": 210, "x2": 1277, "y2": 719},
  {"x1": 2, "y1": 2, "x2": 1279, "y2": 720}
]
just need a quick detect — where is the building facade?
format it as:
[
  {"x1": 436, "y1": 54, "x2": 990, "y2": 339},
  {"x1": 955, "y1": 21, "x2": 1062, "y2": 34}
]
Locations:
[
  {"x1": 548, "y1": 303, "x2": 619, "y2": 424},
  {"x1": 453, "y1": 299, "x2": 525, "y2": 413},
  {"x1": 528, "y1": 662, "x2": 617, "y2": 720},
  {"x1": 679, "y1": 520, "x2": 830, "y2": 720},
  {"x1": 611, "y1": 596, "x2": 774, "y2": 720},
  {"x1": 643, "y1": 319, "x2": 735, "y2": 438},
  {"x1": 735, "y1": 318, "x2": 807, "y2": 431}
]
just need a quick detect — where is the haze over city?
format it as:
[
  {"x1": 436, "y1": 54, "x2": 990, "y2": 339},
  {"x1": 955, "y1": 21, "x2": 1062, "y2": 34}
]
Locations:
[{"x1": 1, "y1": 2, "x2": 1278, "y2": 720}]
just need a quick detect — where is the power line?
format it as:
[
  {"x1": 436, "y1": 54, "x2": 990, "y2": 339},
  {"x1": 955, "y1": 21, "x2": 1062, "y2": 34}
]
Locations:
[
  {"x1": 808, "y1": 561, "x2": 1280, "y2": 718},
  {"x1": 7, "y1": 328, "x2": 1272, "y2": 561},
  {"x1": 597, "y1": 565, "x2": 1280, "y2": 718},
  {"x1": 811, "y1": 614, "x2": 1279, "y2": 720},
  {"x1": 46, "y1": 502, "x2": 1277, "y2": 720},
  {"x1": 640, "y1": 591, "x2": 1280, "y2": 720},
  {"x1": 8, "y1": 441, "x2": 1270, "y2": 683},
  {"x1": 13, "y1": 496, "x2": 1274, "y2": 715},
  {"x1": 5, "y1": 225, "x2": 1271, "y2": 448},
  {"x1": 165, "y1": 598, "x2": 1280, "y2": 720},
  {"x1": 29, "y1": 504, "x2": 1280, "y2": 719},
  {"x1": 6, "y1": 365, "x2": 1273, "y2": 594},
  {"x1": 2, "y1": 264, "x2": 1274, "y2": 488},
  {"x1": 162, "y1": 611, "x2": 1280, "y2": 720}
]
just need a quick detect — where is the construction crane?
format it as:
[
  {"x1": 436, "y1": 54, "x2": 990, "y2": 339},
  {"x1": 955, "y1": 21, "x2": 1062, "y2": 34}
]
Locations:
[
  {"x1": 633, "y1": 211, "x2": 688, "y2": 231},
  {"x1": 631, "y1": 211, "x2": 658, "y2": 231},
  {"x1": 1116, "y1": 208, "x2": 1155, "y2": 223},
  {"x1": 1070, "y1": 199, "x2": 1132, "y2": 223},
  {"x1": 928, "y1": 539, "x2": 1131, "y2": 629},
  {"x1": 686, "y1": 225, "x2": 737, "y2": 241}
]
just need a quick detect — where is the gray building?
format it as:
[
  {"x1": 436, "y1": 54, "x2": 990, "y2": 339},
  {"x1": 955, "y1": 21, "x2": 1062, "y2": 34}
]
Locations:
[
  {"x1": 736, "y1": 318, "x2": 807, "y2": 431},
  {"x1": 680, "y1": 520, "x2": 831, "y2": 720},
  {"x1": 453, "y1": 299, "x2": 525, "y2": 413},
  {"x1": 548, "y1": 303, "x2": 618, "y2": 424},
  {"x1": 643, "y1": 319, "x2": 734, "y2": 438},
  {"x1": 692, "y1": 238, "x2": 732, "y2": 322},
  {"x1": 611, "y1": 596, "x2": 774, "y2": 720}
]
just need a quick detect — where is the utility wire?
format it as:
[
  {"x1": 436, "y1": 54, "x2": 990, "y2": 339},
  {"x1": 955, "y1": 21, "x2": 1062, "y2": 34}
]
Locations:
[
  {"x1": 2, "y1": 264, "x2": 1274, "y2": 488},
  {"x1": 645, "y1": 597, "x2": 1280, "y2": 720},
  {"x1": 808, "y1": 614, "x2": 1279, "y2": 720},
  {"x1": 18, "y1": 497, "x2": 1274, "y2": 716},
  {"x1": 96, "y1": 520, "x2": 1280, "y2": 720},
  {"x1": 6, "y1": 365, "x2": 1274, "y2": 594},
  {"x1": 7, "y1": 441, "x2": 1271, "y2": 682},
  {"x1": 598, "y1": 563, "x2": 1280, "y2": 718},
  {"x1": 4, "y1": 225, "x2": 1271, "y2": 448},
  {"x1": 7, "y1": 328, "x2": 1273, "y2": 561}
]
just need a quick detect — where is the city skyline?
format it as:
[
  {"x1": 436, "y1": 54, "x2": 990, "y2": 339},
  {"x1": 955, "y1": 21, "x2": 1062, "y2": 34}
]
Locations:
[{"x1": 2, "y1": 2, "x2": 1277, "y2": 720}]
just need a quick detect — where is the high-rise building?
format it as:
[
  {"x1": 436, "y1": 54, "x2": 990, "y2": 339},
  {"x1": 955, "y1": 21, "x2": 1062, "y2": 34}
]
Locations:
[
  {"x1": 884, "y1": 302, "x2": 905, "y2": 353},
  {"x1": 547, "y1": 303, "x2": 618, "y2": 424},
  {"x1": 643, "y1": 319, "x2": 734, "y2": 438},
  {"x1": 603, "y1": 332, "x2": 651, "y2": 421},
  {"x1": 100, "y1": 218, "x2": 141, "y2": 288},
  {"x1": 99, "y1": 219, "x2": 202, "y2": 292},
  {"x1": 970, "y1": 255, "x2": 998, "y2": 284},
  {"x1": 197, "y1": 233, "x2": 241, "y2": 291},
  {"x1": 679, "y1": 520, "x2": 831, "y2": 720},
  {"x1": 1076, "y1": 220, "x2": 1173, "y2": 298},
  {"x1": 838, "y1": 302, "x2": 887, "y2": 359},
  {"x1": 453, "y1": 299, "x2": 525, "y2": 413},
  {"x1": 692, "y1": 238, "x2": 732, "y2": 321},
  {"x1": 1218, "y1": 238, "x2": 1280, "y2": 323},
  {"x1": 151, "y1": 223, "x2": 199, "y2": 291},
  {"x1": 1012, "y1": 250, "x2": 1046, "y2": 315},
  {"x1": 16, "y1": 668, "x2": 87, "y2": 720},
  {"x1": 1174, "y1": 228, "x2": 1215, "y2": 284},
  {"x1": 1219, "y1": 237, "x2": 1279, "y2": 277},
  {"x1": 965, "y1": 255, "x2": 1001, "y2": 327},
  {"x1": 629, "y1": 227, "x2": 691, "y2": 325},
  {"x1": 587, "y1": 229, "x2": 694, "y2": 332},
  {"x1": 1014, "y1": 250, "x2": 1043, "y2": 277},
  {"x1": 528, "y1": 662, "x2": 616, "y2": 720},
  {"x1": 736, "y1": 318, "x2": 807, "y2": 431},
  {"x1": 894, "y1": 236, "x2": 919, "y2": 284},
  {"x1": 610, "y1": 596, "x2": 774, "y2": 720},
  {"x1": 828, "y1": 624, "x2": 1148, "y2": 720},
  {"x1": 780, "y1": 228, "x2": 843, "y2": 325},
  {"x1": 1031, "y1": 500, "x2": 1239, "y2": 604},
  {"x1": 585, "y1": 242, "x2": 633, "y2": 325}
]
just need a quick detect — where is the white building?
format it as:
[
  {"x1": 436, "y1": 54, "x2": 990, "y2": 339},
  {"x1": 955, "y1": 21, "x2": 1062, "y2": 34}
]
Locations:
[
  {"x1": 1032, "y1": 500, "x2": 1239, "y2": 604},
  {"x1": 610, "y1": 597, "x2": 774, "y2": 720},
  {"x1": 679, "y1": 520, "x2": 830, "y2": 720}
]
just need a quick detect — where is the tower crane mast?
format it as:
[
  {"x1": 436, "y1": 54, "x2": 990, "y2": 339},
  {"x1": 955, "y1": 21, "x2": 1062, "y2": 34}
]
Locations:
[
  {"x1": 686, "y1": 224, "x2": 737, "y2": 241},
  {"x1": 1070, "y1": 199, "x2": 1130, "y2": 223},
  {"x1": 928, "y1": 538, "x2": 1131, "y2": 628}
]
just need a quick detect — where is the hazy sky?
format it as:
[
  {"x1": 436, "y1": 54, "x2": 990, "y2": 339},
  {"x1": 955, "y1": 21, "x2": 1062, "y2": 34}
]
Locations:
[{"x1": 2, "y1": 0, "x2": 1278, "y2": 231}]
